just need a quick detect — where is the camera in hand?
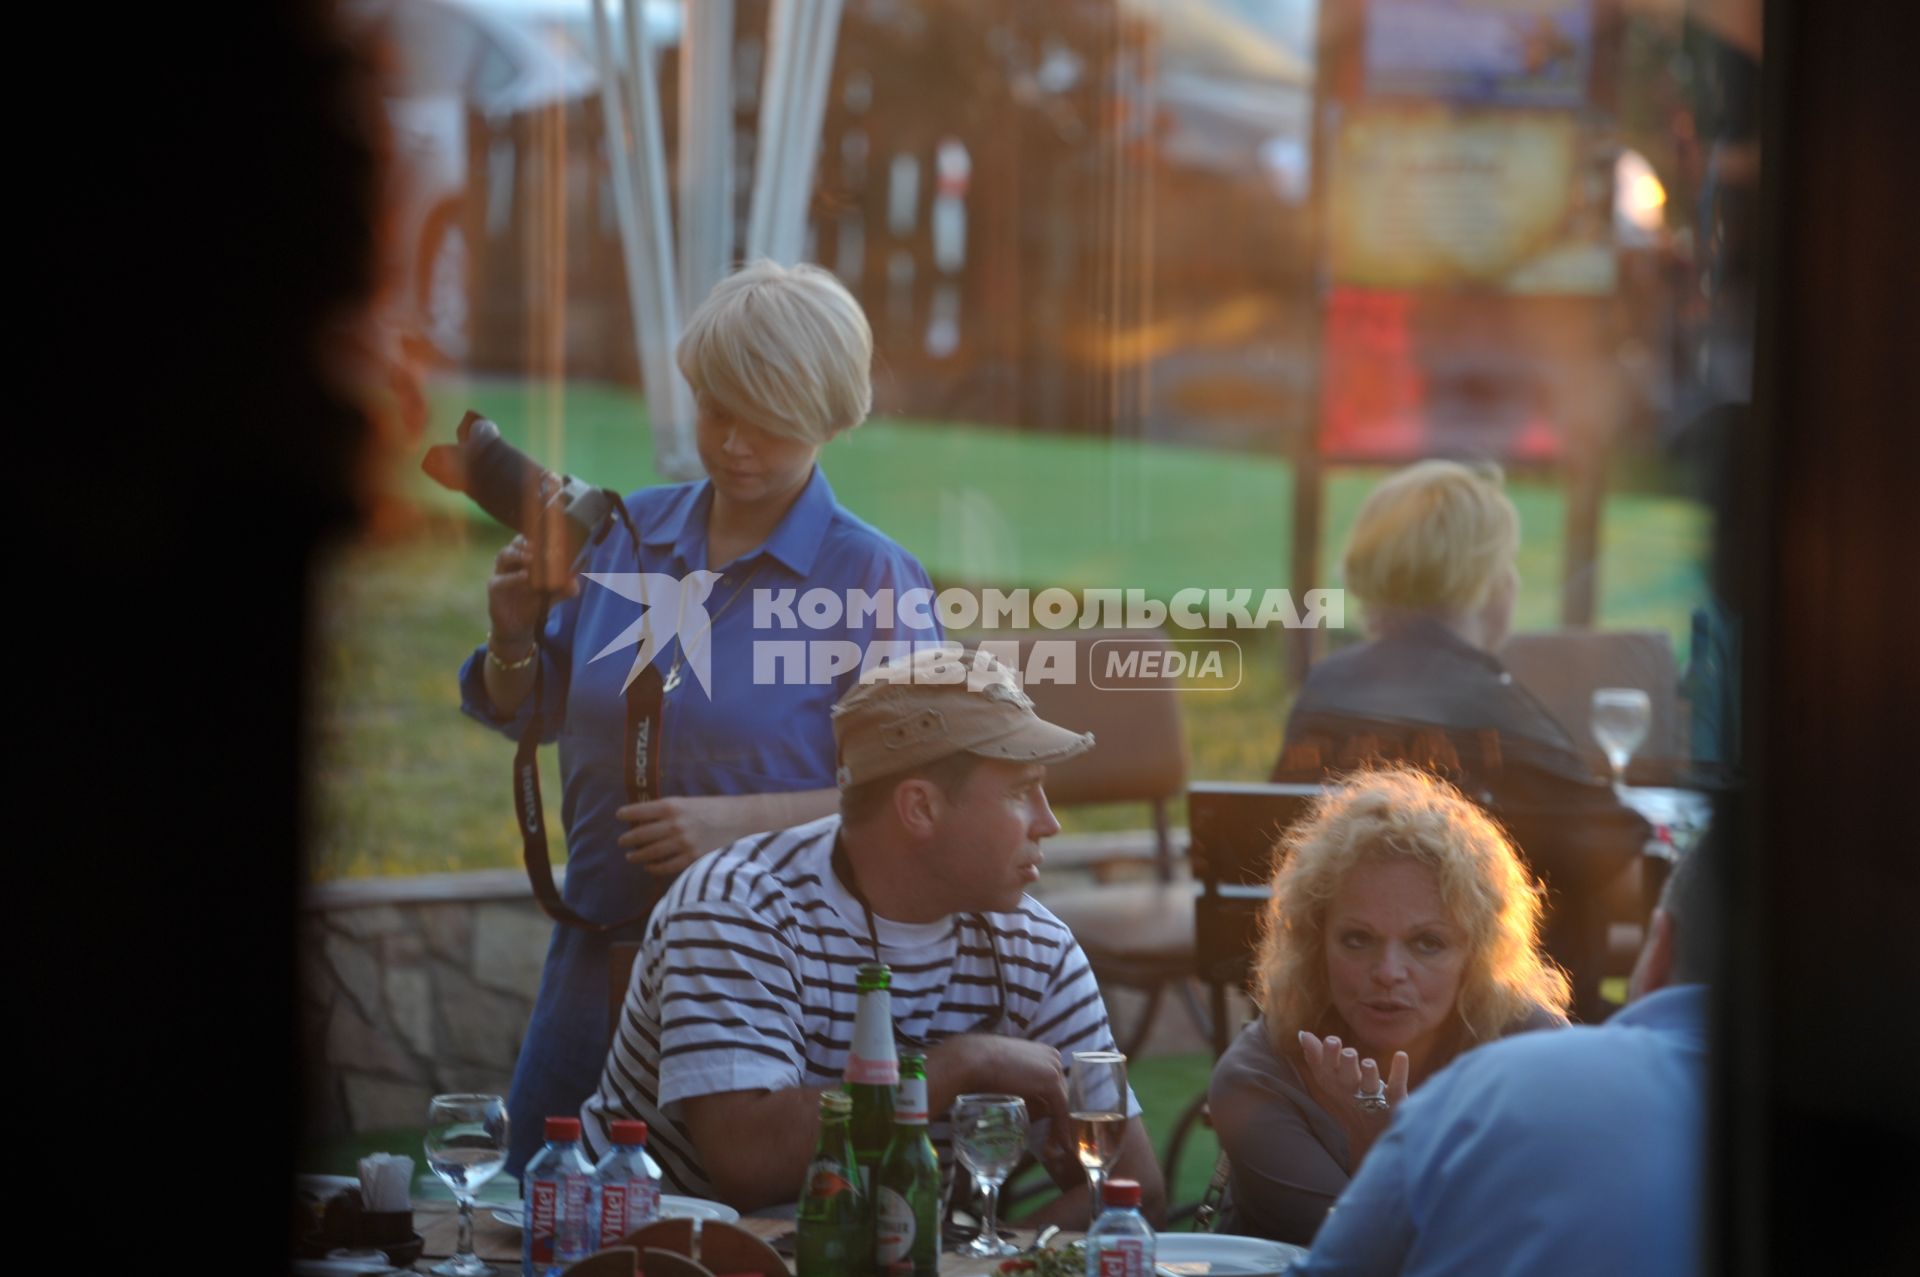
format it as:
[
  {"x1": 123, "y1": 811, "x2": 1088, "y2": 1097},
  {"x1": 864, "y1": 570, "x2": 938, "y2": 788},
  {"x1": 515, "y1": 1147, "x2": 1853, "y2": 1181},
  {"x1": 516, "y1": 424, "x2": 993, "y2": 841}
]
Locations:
[{"x1": 421, "y1": 410, "x2": 619, "y2": 589}]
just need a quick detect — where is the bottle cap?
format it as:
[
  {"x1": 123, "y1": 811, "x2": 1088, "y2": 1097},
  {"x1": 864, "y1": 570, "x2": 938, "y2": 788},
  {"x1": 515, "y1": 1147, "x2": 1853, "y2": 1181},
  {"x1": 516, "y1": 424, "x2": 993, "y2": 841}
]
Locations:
[
  {"x1": 1103, "y1": 1179, "x2": 1142, "y2": 1209},
  {"x1": 610, "y1": 1120, "x2": 649, "y2": 1146},
  {"x1": 544, "y1": 1116, "x2": 582, "y2": 1141}
]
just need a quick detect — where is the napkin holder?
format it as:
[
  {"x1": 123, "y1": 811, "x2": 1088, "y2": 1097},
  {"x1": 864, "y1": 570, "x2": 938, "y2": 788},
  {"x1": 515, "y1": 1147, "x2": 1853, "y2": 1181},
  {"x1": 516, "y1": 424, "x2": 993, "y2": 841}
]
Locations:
[{"x1": 298, "y1": 1185, "x2": 421, "y2": 1266}]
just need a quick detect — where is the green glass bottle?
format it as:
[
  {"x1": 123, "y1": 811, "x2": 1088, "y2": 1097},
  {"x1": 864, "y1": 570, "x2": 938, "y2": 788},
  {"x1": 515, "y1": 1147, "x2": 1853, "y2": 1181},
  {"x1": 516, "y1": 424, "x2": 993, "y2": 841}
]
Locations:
[
  {"x1": 845, "y1": 962, "x2": 899, "y2": 1277},
  {"x1": 798, "y1": 1090, "x2": 867, "y2": 1277},
  {"x1": 846, "y1": 963, "x2": 901, "y2": 1176},
  {"x1": 874, "y1": 1052, "x2": 941, "y2": 1277}
]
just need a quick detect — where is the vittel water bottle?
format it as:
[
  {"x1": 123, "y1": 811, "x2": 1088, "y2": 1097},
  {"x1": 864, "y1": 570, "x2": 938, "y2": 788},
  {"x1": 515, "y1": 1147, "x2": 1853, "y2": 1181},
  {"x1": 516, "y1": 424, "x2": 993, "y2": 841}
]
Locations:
[
  {"x1": 524, "y1": 1116, "x2": 593, "y2": 1277},
  {"x1": 591, "y1": 1119, "x2": 663, "y2": 1246},
  {"x1": 1085, "y1": 1178, "x2": 1154, "y2": 1277}
]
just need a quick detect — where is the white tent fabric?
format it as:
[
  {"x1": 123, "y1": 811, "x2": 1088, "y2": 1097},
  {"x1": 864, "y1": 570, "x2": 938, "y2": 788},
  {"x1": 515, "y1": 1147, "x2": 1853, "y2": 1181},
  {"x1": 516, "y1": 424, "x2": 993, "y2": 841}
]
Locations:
[
  {"x1": 746, "y1": 0, "x2": 847, "y2": 265},
  {"x1": 591, "y1": 0, "x2": 847, "y2": 477},
  {"x1": 678, "y1": 0, "x2": 735, "y2": 324},
  {"x1": 590, "y1": 0, "x2": 699, "y2": 476}
]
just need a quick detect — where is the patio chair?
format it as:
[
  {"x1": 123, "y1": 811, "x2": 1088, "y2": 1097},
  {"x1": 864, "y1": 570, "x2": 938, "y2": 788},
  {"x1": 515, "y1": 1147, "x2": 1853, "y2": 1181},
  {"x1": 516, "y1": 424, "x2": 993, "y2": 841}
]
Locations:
[
  {"x1": 1498, "y1": 628, "x2": 1687, "y2": 783},
  {"x1": 636, "y1": 1251, "x2": 713, "y2": 1277},
  {"x1": 618, "y1": 1219, "x2": 787, "y2": 1277},
  {"x1": 1164, "y1": 781, "x2": 1323, "y2": 1226},
  {"x1": 990, "y1": 629, "x2": 1194, "y2": 1056}
]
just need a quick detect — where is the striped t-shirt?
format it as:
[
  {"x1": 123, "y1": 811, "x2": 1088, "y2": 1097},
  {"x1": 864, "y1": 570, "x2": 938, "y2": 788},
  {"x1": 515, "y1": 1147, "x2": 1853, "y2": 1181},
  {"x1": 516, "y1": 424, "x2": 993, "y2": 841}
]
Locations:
[{"x1": 579, "y1": 814, "x2": 1133, "y2": 1197}]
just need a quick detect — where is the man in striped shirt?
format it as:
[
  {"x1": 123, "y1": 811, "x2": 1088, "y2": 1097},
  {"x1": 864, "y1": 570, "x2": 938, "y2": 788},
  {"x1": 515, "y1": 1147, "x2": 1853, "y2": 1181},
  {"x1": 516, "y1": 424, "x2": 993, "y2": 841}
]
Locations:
[{"x1": 581, "y1": 646, "x2": 1167, "y2": 1224}]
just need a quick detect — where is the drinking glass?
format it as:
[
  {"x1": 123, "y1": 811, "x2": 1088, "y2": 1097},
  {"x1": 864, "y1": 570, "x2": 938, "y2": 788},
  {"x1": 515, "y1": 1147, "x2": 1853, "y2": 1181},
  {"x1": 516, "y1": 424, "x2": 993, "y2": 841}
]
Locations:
[
  {"x1": 951, "y1": 1093, "x2": 1028, "y2": 1257},
  {"x1": 1591, "y1": 687, "x2": 1653, "y2": 791},
  {"x1": 1068, "y1": 1050, "x2": 1128, "y2": 1218},
  {"x1": 424, "y1": 1092, "x2": 509, "y2": 1276}
]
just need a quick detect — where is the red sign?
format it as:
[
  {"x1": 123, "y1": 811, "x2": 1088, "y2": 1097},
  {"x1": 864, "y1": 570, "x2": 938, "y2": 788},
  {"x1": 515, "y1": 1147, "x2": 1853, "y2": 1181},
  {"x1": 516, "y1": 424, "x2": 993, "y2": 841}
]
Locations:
[{"x1": 1318, "y1": 287, "x2": 1565, "y2": 462}]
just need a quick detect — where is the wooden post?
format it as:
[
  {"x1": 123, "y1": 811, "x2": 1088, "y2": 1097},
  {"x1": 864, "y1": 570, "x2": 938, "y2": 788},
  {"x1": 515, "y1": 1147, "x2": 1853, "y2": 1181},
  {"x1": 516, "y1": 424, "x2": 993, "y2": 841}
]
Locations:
[{"x1": 1288, "y1": 0, "x2": 1351, "y2": 692}]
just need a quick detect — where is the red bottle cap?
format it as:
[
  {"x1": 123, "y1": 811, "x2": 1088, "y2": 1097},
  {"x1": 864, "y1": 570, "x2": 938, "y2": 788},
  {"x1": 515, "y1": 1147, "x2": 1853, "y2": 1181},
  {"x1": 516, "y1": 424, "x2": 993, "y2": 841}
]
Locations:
[
  {"x1": 1104, "y1": 1179, "x2": 1142, "y2": 1209},
  {"x1": 610, "y1": 1120, "x2": 649, "y2": 1146},
  {"x1": 544, "y1": 1116, "x2": 582, "y2": 1141}
]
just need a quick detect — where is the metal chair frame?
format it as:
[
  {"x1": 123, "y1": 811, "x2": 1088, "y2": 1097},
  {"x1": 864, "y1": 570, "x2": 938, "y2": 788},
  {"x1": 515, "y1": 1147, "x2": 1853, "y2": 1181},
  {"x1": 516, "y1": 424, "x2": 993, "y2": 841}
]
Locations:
[{"x1": 1162, "y1": 781, "x2": 1324, "y2": 1227}]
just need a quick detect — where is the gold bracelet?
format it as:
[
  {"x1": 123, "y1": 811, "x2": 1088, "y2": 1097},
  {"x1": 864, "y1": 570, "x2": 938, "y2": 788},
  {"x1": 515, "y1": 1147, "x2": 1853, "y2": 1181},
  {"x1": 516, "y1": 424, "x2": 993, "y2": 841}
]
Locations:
[{"x1": 486, "y1": 633, "x2": 537, "y2": 673}]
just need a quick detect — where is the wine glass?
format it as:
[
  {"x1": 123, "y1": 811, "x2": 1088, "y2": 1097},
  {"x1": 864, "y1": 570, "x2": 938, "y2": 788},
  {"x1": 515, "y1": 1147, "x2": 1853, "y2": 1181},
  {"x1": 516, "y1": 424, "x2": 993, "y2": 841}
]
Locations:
[
  {"x1": 1591, "y1": 687, "x2": 1652, "y2": 792},
  {"x1": 1068, "y1": 1051, "x2": 1128, "y2": 1219},
  {"x1": 424, "y1": 1093, "x2": 509, "y2": 1276},
  {"x1": 951, "y1": 1093, "x2": 1028, "y2": 1257}
]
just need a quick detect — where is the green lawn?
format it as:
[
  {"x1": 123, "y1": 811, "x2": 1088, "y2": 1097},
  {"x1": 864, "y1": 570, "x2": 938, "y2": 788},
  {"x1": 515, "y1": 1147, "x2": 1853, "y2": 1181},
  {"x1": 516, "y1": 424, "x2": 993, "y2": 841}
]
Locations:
[
  {"x1": 310, "y1": 376, "x2": 1710, "y2": 881},
  {"x1": 391, "y1": 377, "x2": 1709, "y2": 631}
]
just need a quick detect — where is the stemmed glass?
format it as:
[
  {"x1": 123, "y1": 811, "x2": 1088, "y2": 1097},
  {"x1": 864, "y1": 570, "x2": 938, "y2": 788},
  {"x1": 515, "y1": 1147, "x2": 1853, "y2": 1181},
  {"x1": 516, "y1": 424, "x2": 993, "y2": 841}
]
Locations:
[
  {"x1": 1591, "y1": 687, "x2": 1652, "y2": 793},
  {"x1": 951, "y1": 1093, "x2": 1028, "y2": 1258},
  {"x1": 424, "y1": 1093, "x2": 509, "y2": 1276},
  {"x1": 1068, "y1": 1051, "x2": 1128, "y2": 1219}
]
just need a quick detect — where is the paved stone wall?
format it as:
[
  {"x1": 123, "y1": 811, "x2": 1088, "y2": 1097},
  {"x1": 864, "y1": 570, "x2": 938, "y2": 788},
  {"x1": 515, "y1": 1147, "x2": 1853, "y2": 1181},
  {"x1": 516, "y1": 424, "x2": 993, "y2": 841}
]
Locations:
[
  {"x1": 299, "y1": 830, "x2": 1189, "y2": 1137},
  {"x1": 300, "y1": 870, "x2": 555, "y2": 1137}
]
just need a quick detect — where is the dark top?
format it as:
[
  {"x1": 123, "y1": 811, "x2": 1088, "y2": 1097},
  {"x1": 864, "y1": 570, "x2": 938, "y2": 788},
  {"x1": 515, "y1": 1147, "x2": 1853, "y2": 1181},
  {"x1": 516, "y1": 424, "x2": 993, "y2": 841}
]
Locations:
[
  {"x1": 1208, "y1": 1008, "x2": 1564, "y2": 1246},
  {"x1": 1280, "y1": 617, "x2": 1598, "y2": 785},
  {"x1": 1275, "y1": 619, "x2": 1651, "y2": 1019}
]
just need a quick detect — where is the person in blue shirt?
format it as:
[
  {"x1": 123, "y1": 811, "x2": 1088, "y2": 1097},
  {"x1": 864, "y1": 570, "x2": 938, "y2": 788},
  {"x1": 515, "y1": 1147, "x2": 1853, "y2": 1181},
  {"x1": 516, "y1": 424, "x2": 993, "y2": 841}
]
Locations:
[
  {"x1": 1293, "y1": 828, "x2": 1717, "y2": 1276},
  {"x1": 460, "y1": 260, "x2": 943, "y2": 1174}
]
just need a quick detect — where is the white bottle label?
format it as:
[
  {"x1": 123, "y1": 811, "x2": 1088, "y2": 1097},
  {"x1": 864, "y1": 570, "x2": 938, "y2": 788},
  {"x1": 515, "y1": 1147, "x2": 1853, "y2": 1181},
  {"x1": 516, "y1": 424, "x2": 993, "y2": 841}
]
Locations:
[
  {"x1": 846, "y1": 989, "x2": 899, "y2": 1084},
  {"x1": 894, "y1": 1077, "x2": 928, "y2": 1124},
  {"x1": 875, "y1": 1186, "x2": 915, "y2": 1264}
]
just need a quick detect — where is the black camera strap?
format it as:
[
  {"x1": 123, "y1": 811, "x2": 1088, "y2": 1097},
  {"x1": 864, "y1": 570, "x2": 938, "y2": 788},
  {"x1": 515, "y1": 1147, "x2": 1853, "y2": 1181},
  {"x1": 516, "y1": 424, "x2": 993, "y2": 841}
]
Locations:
[{"x1": 511, "y1": 497, "x2": 662, "y2": 934}]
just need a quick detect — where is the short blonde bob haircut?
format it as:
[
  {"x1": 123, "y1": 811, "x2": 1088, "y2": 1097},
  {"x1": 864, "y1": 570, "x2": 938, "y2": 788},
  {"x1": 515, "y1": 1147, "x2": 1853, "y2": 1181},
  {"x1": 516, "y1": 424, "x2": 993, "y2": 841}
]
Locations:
[
  {"x1": 676, "y1": 259, "x2": 873, "y2": 447},
  {"x1": 1342, "y1": 460, "x2": 1520, "y2": 618},
  {"x1": 1252, "y1": 765, "x2": 1570, "y2": 1060}
]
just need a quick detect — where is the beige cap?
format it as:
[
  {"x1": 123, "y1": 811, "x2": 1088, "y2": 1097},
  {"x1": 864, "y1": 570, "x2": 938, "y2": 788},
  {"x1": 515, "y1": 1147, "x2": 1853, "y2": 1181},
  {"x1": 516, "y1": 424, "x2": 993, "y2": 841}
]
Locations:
[{"x1": 830, "y1": 646, "x2": 1095, "y2": 788}]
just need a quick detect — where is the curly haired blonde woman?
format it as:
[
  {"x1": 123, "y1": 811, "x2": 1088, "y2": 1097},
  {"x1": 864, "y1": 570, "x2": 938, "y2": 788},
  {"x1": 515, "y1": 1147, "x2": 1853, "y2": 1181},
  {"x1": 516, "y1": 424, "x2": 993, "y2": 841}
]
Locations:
[{"x1": 1207, "y1": 766, "x2": 1571, "y2": 1245}]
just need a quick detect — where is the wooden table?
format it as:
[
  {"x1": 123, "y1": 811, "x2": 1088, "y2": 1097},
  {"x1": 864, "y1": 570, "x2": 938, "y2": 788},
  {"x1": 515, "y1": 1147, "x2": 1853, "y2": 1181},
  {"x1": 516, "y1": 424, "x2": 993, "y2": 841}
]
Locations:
[{"x1": 414, "y1": 1201, "x2": 1059, "y2": 1275}]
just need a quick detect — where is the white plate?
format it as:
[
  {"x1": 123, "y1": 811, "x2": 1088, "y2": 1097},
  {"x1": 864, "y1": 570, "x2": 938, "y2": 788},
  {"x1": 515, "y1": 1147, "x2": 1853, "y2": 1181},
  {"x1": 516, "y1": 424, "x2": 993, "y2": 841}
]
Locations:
[
  {"x1": 1152, "y1": 1234, "x2": 1307, "y2": 1277},
  {"x1": 492, "y1": 1195, "x2": 740, "y2": 1229},
  {"x1": 296, "y1": 1174, "x2": 359, "y2": 1200}
]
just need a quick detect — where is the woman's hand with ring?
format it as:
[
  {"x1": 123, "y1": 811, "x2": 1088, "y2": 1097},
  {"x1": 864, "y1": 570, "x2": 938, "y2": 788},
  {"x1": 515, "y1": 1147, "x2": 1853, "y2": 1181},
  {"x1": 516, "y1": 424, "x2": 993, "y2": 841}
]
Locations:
[
  {"x1": 1352, "y1": 1056, "x2": 1401, "y2": 1110},
  {"x1": 1299, "y1": 1031, "x2": 1411, "y2": 1163}
]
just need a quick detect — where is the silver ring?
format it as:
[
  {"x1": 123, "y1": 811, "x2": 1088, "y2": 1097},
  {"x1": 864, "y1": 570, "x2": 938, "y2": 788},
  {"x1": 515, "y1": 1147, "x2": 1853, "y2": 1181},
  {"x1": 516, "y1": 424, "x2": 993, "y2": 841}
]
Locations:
[{"x1": 1353, "y1": 1088, "x2": 1390, "y2": 1112}]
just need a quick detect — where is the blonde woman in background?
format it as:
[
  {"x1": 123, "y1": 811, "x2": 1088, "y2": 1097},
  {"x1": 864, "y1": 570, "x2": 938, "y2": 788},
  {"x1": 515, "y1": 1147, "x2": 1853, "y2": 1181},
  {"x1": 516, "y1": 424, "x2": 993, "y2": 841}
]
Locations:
[
  {"x1": 1273, "y1": 460, "x2": 1648, "y2": 1020},
  {"x1": 1208, "y1": 767, "x2": 1571, "y2": 1245}
]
